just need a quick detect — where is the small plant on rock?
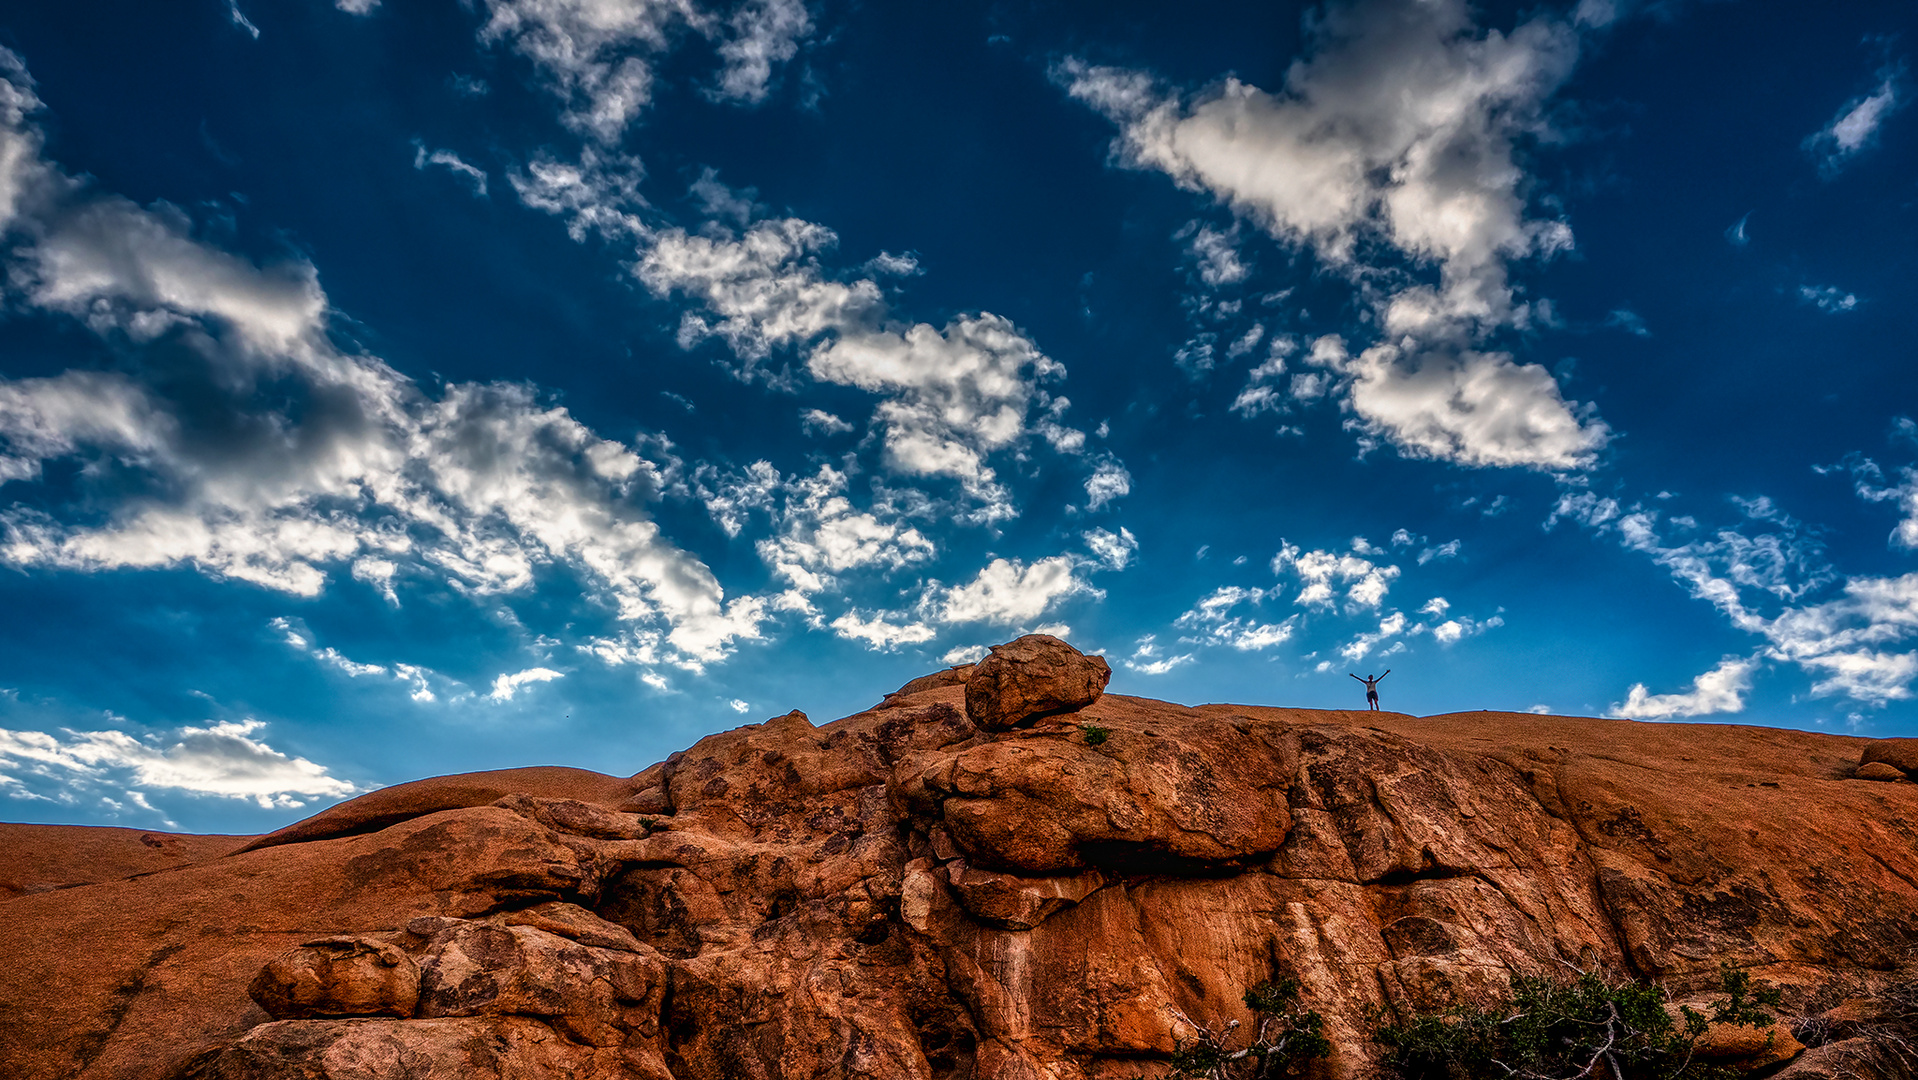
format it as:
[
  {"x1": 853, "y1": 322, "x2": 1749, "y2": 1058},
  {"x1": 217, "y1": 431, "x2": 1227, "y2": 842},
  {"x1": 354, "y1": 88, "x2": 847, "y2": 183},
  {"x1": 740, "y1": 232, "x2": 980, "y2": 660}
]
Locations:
[
  {"x1": 1080, "y1": 723, "x2": 1111, "y2": 746},
  {"x1": 1164, "y1": 977, "x2": 1331, "y2": 1079},
  {"x1": 1370, "y1": 962, "x2": 1782, "y2": 1080}
]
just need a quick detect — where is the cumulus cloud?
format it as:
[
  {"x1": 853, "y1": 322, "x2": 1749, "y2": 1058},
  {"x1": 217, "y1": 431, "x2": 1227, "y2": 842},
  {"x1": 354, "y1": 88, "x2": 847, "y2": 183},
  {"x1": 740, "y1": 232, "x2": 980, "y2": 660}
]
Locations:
[
  {"x1": 638, "y1": 216, "x2": 1089, "y2": 521},
  {"x1": 1058, "y1": 0, "x2": 1608, "y2": 469},
  {"x1": 1806, "y1": 69, "x2": 1903, "y2": 174},
  {"x1": 1082, "y1": 526, "x2": 1138, "y2": 570},
  {"x1": 829, "y1": 609, "x2": 934, "y2": 650},
  {"x1": 1610, "y1": 657, "x2": 1755, "y2": 720},
  {"x1": 1273, "y1": 540, "x2": 1399, "y2": 609},
  {"x1": 0, "y1": 58, "x2": 763, "y2": 673},
  {"x1": 1174, "y1": 585, "x2": 1296, "y2": 650},
  {"x1": 1084, "y1": 458, "x2": 1132, "y2": 511},
  {"x1": 711, "y1": 0, "x2": 812, "y2": 104},
  {"x1": 751, "y1": 465, "x2": 935, "y2": 594},
  {"x1": 930, "y1": 556, "x2": 1098, "y2": 626},
  {"x1": 1307, "y1": 334, "x2": 1607, "y2": 470},
  {"x1": 0, "y1": 718, "x2": 357, "y2": 810},
  {"x1": 489, "y1": 666, "x2": 564, "y2": 702}
]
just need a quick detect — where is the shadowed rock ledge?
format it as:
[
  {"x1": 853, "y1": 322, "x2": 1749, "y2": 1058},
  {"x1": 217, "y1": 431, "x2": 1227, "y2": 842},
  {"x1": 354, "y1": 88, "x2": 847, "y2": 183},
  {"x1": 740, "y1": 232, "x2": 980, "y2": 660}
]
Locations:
[{"x1": 3, "y1": 635, "x2": 1918, "y2": 1080}]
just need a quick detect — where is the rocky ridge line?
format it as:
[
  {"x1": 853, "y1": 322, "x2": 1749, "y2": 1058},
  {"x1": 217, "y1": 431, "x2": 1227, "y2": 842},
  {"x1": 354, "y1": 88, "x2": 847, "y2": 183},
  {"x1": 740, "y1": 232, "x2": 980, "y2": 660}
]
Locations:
[{"x1": 1, "y1": 635, "x2": 1916, "y2": 1079}]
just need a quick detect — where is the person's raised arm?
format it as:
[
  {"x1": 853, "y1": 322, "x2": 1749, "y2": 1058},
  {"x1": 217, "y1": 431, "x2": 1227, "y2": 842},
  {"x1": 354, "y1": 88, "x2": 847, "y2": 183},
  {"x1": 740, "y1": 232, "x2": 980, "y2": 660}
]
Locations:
[
  {"x1": 1350, "y1": 673, "x2": 1365, "y2": 683},
  {"x1": 1379, "y1": 670, "x2": 1390, "y2": 681}
]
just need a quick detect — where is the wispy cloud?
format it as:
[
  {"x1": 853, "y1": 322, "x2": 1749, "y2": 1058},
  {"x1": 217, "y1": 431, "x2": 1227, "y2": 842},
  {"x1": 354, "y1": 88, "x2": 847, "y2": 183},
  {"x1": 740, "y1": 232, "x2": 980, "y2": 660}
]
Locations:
[{"x1": 489, "y1": 667, "x2": 564, "y2": 702}]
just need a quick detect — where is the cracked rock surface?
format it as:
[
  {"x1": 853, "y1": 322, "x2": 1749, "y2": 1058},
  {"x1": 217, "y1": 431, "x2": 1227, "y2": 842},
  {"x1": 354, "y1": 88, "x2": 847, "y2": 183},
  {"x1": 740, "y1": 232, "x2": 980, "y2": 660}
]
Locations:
[{"x1": 2, "y1": 656, "x2": 1917, "y2": 1079}]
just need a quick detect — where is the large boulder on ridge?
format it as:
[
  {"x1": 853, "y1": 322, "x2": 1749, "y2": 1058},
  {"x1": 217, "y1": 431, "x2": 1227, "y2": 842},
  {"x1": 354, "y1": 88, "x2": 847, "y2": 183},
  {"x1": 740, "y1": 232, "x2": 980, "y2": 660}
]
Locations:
[{"x1": 963, "y1": 633, "x2": 1111, "y2": 731}]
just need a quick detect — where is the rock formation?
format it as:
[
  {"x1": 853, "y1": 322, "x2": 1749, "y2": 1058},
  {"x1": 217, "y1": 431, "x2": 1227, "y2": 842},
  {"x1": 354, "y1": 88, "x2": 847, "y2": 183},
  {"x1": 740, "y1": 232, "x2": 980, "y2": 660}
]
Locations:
[{"x1": 2, "y1": 636, "x2": 1917, "y2": 1079}]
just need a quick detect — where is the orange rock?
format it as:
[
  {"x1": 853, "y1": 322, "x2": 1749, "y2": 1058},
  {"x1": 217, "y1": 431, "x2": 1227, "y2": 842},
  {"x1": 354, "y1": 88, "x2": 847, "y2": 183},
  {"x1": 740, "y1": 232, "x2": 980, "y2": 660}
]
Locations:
[
  {"x1": 248, "y1": 936, "x2": 419, "y2": 1020},
  {"x1": 1860, "y1": 739, "x2": 1918, "y2": 775},
  {"x1": 963, "y1": 633, "x2": 1110, "y2": 731},
  {"x1": 3, "y1": 641, "x2": 1917, "y2": 1080},
  {"x1": 1854, "y1": 761, "x2": 1907, "y2": 781}
]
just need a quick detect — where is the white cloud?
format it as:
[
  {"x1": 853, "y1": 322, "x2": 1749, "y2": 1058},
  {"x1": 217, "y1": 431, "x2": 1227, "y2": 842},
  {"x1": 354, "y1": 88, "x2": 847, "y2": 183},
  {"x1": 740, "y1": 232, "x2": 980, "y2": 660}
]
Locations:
[
  {"x1": 751, "y1": 465, "x2": 935, "y2": 593},
  {"x1": 1085, "y1": 458, "x2": 1131, "y2": 511},
  {"x1": 394, "y1": 663, "x2": 437, "y2": 703},
  {"x1": 728, "y1": 698, "x2": 750, "y2": 713},
  {"x1": 478, "y1": 0, "x2": 699, "y2": 143},
  {"x1": 0, "y1": 718, "x2": 356, "y2": 809},
  {"x1": 315, "y1": 647, "x2": 386, "y2": 678},
  {"x1": 639, "y1": 218, "x2": 1082, "y2": 521},
  {"x1": 337, "y1": 0, "x2": 380, "y2": 13},
  {"x1": 228, "y1": 1, "x2": 261, "y2": 39},
  {"x1": 1174, "y1": 585, "x2": 1296, "y2": 651},
  {"x1": 1417, "y1": 539, "x2": 1460, "y2": 565},
  {"x1": 1839, "y1": 452, "x2": 1918, "y2": 550},
  {"x1": 269, "y1": 618, "x2": 453, "y2": 699},
  {"x1": 1562, "y1": 494, "x2": 1918, "y2": 706},
  {"x1": 0, "y1": 67, "x2": 763, "y2": 672},
  {"x1": 489, "y1": 666, "x2": 565, "y2": 702},
  {"x1": 799, "y1": 407, "x2": 853, "y2": 436},
  {"x1": 1273, "y1": 541, "x2": 1399, "y2": 609},
  {"x1": 711, "y1": 0, "x2": 812, "y2": 104},
  {"x1": 1610, "y1": 657, "x2": 1754, "y2": 720},
  {"x1": 413, "y1": 141, "x2": 489, "y2": 197},
  {"x1": 1339, "y1": 611, "x2": 1407, "y2": 662},
  {"x1": 1124, "y1": 634, "x2": 1194, "y2": 675},
  {"x1": 1183, "y1": 222, "x2": 1248, "y2": 286},
  {"x1": 931, "y1": 556, "x2": 1098, "y2": 626},
  {"x1": 1309, "y1": 335, "x2": 1608, "y2": 471},
  {"x1": 507, "y1": 146, "x2": 646, "y2": 240},
  {"x1": 830, "y1": 609, "x2": 935, "y2": 650},
  {"x1": 1083, "y1": 526, "x2": 1139, "y2": 570},
  {"x1": 1806, "y1": 73, "x2": 1902, "y2": 173},
  {"x1": 1058, "y1": 0, "x2": 1609, "y2": 469},
  {"x1": 1799, "y1": 285, "x2": 1859, "y2": 313},
  {"x1": 1428, "y1": 613, "x2": 1501, "y2": 644},
  {"x1": 941, "y1": 644, "x2": 988, "y2": 665}
]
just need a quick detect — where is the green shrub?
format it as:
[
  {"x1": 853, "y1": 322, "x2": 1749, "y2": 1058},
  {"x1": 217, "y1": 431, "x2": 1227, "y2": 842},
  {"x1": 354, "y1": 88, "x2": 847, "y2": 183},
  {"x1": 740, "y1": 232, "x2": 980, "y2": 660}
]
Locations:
[
  {"x1": 1370, "y1": 962, "x2": 1782, "y2": 1080},
  {"x1": 1080, "y1": 723, "x2": 1111, "y2": 746},
  {"x1": 1164, "y1": 977, "x2": 1331, "y2": 1079}
]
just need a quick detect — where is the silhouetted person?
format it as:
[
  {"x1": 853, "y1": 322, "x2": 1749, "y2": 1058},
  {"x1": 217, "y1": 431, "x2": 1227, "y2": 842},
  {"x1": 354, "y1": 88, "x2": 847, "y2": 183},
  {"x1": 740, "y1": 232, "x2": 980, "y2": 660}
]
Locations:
[{"x1": 1351, "y1": 670, "x2": 1389, "y2": 711}]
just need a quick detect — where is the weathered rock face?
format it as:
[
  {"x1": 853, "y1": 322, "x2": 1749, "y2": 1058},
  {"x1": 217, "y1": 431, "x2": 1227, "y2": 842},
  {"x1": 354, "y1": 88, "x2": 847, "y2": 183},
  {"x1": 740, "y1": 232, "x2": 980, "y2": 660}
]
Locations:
[
  {"x1": 3, "y1": 640, "x2": 1918, "y2": 1080},
  {"x1": 249, "y1": 937, "x2": 420, "y2": 1020},
  {"x1": 963, "y1": 634, "x2": 1111, "y2": 731}
]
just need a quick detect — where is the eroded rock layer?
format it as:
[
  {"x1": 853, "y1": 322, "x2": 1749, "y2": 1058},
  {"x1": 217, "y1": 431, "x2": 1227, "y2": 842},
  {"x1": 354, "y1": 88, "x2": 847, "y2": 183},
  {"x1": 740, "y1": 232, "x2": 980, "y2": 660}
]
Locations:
[{"x1": 3, "y1": 649, "x2": 1918, "y2": 1079}]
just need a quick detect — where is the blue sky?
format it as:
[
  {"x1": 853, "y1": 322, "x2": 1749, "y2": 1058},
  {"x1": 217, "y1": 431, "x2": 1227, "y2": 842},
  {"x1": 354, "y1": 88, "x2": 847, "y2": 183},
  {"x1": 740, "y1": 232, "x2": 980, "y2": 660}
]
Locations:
[{"x1": 1, "y1": 0, "x2": 1915, "y2": 834}]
